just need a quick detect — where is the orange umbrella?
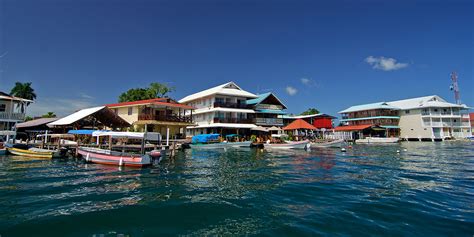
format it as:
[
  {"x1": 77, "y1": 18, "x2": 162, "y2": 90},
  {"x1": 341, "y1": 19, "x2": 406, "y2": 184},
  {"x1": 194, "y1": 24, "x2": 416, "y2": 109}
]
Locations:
[{"x1": 283, "y1": 119, "x2": 316, "y2": 130}]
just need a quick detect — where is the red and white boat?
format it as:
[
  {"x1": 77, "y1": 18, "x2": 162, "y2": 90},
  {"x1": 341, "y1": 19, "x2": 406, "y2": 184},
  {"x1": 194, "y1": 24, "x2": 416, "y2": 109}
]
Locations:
[
  {"x1": 78, "y1": 131, "x2": 163, "y2": 167},
  {"x1": 264, "y1": 140, "x2": 310, "y2": 150}
]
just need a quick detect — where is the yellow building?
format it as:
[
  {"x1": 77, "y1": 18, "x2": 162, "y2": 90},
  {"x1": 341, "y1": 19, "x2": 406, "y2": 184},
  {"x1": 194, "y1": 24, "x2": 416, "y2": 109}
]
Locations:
[{"x1": 106, "y1": 98, "x2": 194, "y2": 139}]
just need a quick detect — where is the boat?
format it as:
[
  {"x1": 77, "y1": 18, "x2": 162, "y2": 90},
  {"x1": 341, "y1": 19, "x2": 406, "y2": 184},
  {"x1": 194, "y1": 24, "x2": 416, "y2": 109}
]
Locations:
[
  {"x1": 189, "y1": 134, "x2": 252, "y2": 149},
  {"x1": 355, "y1": 137, "x2": 400, "y2": 144},
  {"x1": 6, "y1": 144, "x2": 67, "y2": 158},
  {"x1": 77, "y1": 131, "x2": 163, "y2": 167},
  {"x1": 311, "y1": 139, "x2": 345, "y2": 148},
  {"x1": 264, "y1": 140, "x2": 311, "y2": 150}
]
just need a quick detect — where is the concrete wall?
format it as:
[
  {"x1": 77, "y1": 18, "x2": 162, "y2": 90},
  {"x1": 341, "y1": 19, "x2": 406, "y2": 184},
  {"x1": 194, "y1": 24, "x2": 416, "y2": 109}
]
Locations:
[
  {"x1": 399, "y1": 109, "x2": 432, "y2": 139},
  {"x1": 114, "y1": 106, "x2": 139, "y2": 125}
]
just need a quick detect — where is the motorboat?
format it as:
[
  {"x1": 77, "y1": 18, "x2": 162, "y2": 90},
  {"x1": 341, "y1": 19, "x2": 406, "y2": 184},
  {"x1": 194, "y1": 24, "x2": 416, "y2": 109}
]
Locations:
[
  {"x1": 311, "y1": 139, "x2": 345, "y2": 148},
  {"x1": 6, "y1": 143, "x2": 67, "y2": 158},
  {"x1": 264, "y1": 140, "x2": 310, "y2": 150},
  {"x1": 189, "y1": 134, "x2": 252, "y2": 149},
  {"x1": 77, "y1": 131, "x2": 163, "y2": 167},
  {"x1": 355, "y1": 137, "x2": 399, "y2": 144}
]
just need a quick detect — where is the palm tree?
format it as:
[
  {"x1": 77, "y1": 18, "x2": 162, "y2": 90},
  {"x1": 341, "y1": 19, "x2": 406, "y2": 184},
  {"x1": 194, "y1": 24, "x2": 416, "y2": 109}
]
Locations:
[
  {"x1": 42, "y1": 112, "x2": 56, "y2": 118},
  {"x1": 10, "y1": 82, "x2": 36, "y2": 113}
]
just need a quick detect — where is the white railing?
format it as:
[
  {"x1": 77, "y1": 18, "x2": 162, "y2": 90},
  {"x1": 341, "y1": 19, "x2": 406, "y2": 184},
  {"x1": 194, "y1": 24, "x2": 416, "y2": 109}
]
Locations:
[
  {"x1": 431, "y1": 122, "x2": 442, "y2": 127},
  {"x1": 254, "y1": 118, "x2": 283, "y2": 126},
  {"x1": 0, "y1": 112, "x2": 25, "y2": 120},
  {"x1": 462, "y1": 122, "x2": 470, "y2": 127}
]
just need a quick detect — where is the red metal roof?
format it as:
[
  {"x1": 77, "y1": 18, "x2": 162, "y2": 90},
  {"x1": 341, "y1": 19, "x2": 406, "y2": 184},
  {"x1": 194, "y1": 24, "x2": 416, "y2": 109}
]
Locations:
[
  {"x1": 106, "y1": 98, "x2": 194, "y2": 110},
  {"x1": 283, "y1": 119, "x2": 316, "y2": 130},
  {"x1": 470, "y1": 113, "x2": 474, "y2": 121},
  {"x1": 334, "y1": 124, "x2": 373, "y2": 131}
]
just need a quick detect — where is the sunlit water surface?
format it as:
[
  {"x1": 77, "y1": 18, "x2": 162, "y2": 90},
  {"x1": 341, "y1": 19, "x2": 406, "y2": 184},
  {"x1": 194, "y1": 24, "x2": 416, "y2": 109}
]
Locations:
[{"x1": 0, "y1": 142, "x2": 473, "y2": 236}]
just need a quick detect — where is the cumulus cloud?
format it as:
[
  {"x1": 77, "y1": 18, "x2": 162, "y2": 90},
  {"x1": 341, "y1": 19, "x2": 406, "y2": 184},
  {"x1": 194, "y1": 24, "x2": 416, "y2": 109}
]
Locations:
[
  {"x1": 285, "y1": 86, "x2": 298, "y2": 96},
  {"x1": 365, "y1": 56, "x2": 408, "y2": 71}
]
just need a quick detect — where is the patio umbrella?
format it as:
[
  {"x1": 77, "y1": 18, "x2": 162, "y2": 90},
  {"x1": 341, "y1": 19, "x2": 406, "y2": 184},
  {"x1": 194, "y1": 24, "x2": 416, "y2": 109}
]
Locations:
[
  {"x1": 267, "y1": 126, "x2": 282, "y2": 131},
  {"x1": 251, "y1": 126, "x2": 269, "y2": 132}
]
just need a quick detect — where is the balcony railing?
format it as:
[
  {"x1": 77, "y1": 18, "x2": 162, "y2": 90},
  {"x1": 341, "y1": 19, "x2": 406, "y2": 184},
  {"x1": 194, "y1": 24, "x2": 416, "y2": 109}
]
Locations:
[
  {"x1": 0, "y1": 112, "x2": 25, "y2": 121},
  {"x1": 138, "y1": 114, "x2": 192, "y2": 123},
  {"x1": 254, "y1": 118, "x2": 283, "y2": 126},
  {"x1": 213, "y1": 117, "x2": 253, "y2": 124},
  {"x1": 213, "y1": 102, "x2": 250, "y2": 109},
  {"x1": 255, "y1": 104, "x2": 283, "y2": 110}
]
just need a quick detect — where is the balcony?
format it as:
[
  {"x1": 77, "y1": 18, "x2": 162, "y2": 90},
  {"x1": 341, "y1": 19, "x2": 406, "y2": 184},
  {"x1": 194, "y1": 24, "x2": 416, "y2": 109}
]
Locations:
[
  {"x1": 254, "y1": 118, "x2": 283, "y2": 126},
  {"x1": 0, "y1": 112, "x2": 25, "y2": 121},
  {"x1": 255, "y1": 104, "x2": 283, "y2": 110},
  {"x1": 213, "y1": 102, "x2": 249, "y2": 109},
  {"x1": 138, "y1": 114, "x2": 192, "y2": 123},
  {"x1": 213, "y1": 117, "x2": 253, "y2": 124}
]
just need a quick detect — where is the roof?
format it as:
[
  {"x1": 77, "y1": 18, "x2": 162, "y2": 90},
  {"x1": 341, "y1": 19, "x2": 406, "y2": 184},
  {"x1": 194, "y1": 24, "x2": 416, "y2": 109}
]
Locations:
[
  {"x1": 16, "y1": 118, "x2": 59, "y2": 128},
  {"x1": 48, "y1": 106, "x2": 130, "y2": 128},
  {"x1": 187, "y1": 123, "x2": 257, "y2": 129},
  {"x1": 334, "y1": 124, "x2": 374, "y2": 131},
  {"x1": 179, "y1": 82, "x2": 257, "y2": 103},
  {"x1": 339, "y1": 102, "x2": 399, "y2": 114},
  {"x1": 0, "y1": 91, "x2": 34, "y2": 103},
  {"x1": 246, "y1": 92, "x2": 287, "y2": 109},
  {"x1": 387, "y1": 95, "x2": 467, "y2": 110},
  {"x1": 281, "y1": 113, "x2": 336, "y2": 119},
  {"x1": 283, "y1": 119, "x2": 316, "y2": 130},
  {"x1": 340, "y1": 116, "x2": 400, "y2": 122},
  {"x1": 192, "y1": 107, "x2": 255, "y2": 115},
  {"x1": 106, "y1": 98, "x2": 194, "y2": 110}
]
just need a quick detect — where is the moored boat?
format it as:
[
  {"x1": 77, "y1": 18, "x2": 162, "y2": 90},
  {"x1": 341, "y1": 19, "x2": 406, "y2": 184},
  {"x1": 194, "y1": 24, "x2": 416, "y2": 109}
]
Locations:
[
  {"x1": 189, "y1": 134, "x2": 252, "y2": 149},
  {"x1": 355, "y1": 137, "x2": 399, "y2": 144},
  {"x1": 311, "y1": 139, "x2": 345, "y2": 148},
  {"x1": 264, "y1": 140, "x2": 310, "y2": 150},
  {"x1": 6, "y1": 144, "x2": 67, "y2": 158},
  {"x1": 78, "y1": 131, "x2": 163, "y2": 167}
]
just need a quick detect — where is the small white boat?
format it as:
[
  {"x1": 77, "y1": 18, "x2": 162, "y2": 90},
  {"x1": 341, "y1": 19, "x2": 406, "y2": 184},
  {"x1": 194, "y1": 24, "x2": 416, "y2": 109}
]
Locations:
[
  {"x1": 264, "y1": 140, "x2": 310, "y2": 150},
  {"x1": 355, "y1": 137, "x2": 399, "y2": 144},
  {"x1": 311, "y1": 139, "x2": 345, "y2": 148},
  {"x1": 190, "y1": 141, "x2": 252, "y2": 149}
]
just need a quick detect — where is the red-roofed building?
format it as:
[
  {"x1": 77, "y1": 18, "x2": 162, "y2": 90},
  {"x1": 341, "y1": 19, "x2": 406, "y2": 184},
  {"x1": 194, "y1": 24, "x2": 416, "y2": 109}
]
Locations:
[
  {"x1": 470, "y1": 113, "x2": 474, "y2": 136},
  {"x1": 106, "y1": 98, "x2": 195, "y2": 138}
]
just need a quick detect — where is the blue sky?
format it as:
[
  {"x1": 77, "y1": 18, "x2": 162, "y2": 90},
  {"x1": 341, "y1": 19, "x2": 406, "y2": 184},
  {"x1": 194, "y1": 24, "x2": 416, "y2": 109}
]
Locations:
[{"x1": 0, "y1": 0, "x2": 472, "y2": 117}]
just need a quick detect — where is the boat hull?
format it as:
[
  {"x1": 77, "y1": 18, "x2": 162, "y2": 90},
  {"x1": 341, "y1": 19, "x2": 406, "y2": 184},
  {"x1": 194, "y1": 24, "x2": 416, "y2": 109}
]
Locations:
[
  {"x1": 355, "y1": 137, "x2": 399, "y2": 144},
  {"x1": 311, "y1": 140, "x2": 345, "y2": 148},
  {"x1": 190, "y1": 141, "x2": 252, "y2": 149},
  {"x1": 78, "y1": 147, "x2": 153, "y2": 167},
  {"x1": 6, "y1": 147, "x2": 55, "y2": 158},
  {"x1": 0, "y1": 149, "x2": 6, "y2": 156},
  {"x1": 264, "y1": 141, "x2": 310, "y2": 149}
]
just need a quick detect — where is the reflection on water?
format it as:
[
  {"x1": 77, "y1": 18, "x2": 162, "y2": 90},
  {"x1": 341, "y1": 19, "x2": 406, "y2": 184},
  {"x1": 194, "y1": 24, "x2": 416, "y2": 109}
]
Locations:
[{"x1": 0, "y1": 142, "x2": 473, "y2": 236}]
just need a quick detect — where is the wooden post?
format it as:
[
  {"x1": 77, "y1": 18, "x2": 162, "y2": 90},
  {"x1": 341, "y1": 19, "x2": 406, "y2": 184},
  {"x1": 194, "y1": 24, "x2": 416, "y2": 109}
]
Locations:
[{"x1": 108, "y1": 136, "x2": 112, "y2": 151}]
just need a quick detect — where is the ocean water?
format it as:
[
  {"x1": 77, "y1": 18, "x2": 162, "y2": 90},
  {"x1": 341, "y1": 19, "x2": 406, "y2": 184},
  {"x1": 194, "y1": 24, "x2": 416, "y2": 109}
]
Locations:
[{"x1": 0, "y1": 142, "x2": 473, "y2": 236}]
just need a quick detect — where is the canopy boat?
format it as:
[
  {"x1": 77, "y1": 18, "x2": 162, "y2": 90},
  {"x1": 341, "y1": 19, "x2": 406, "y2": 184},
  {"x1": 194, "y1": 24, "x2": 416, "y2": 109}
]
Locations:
[
  {"x1": 355, "y1": 137, "x2": 400, "y2": 144},
  {"x1": 189, "y1": 134, "x2": 252, "y2": 149},
  {"x1": 77, "y1": 131, "x2": 163, "y2": 167},
  {"x1": 311, "y1": 139, "x2": 345, "y2": 148}
]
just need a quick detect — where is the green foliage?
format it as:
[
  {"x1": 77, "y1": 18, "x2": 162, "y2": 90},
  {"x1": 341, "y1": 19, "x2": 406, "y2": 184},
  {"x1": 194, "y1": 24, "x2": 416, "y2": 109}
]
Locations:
[
  {"x1": 300, "y1": 108, "x2": 320, "y2": 116},
  {"x1": 10, "y1": 82, "x2": 36, "y2": 113},
  {"x1": 41, "y1": 112, "x2": 56, "y2": 118},
  {"x1": 118, "y1": 83, "x2": 175, "y2": 102},
  {"x1": 250, "y1": 135, "x2": 257, "y2": 142},
  {"x1": 24, "y1": 116, "x2": 33, "y2": 121}
]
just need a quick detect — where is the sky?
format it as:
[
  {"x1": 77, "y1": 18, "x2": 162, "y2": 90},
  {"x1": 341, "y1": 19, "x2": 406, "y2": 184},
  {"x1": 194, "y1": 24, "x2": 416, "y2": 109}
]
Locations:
[{"x1": 0, "y1": 0, "x2": 473, "y2": 117}]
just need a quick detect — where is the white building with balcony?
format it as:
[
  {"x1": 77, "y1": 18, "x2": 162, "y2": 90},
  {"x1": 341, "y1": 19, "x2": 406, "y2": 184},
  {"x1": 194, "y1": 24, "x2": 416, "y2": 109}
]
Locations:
[
  {"x1": 0, "y1": 92, "x2": 32, "y2": 140},
  {"x1": 388, "y1": 95, "x2": 471, "y2": 140},
  {"x1": 179, "y1": 82, "x2": 258, "y2": 136}
]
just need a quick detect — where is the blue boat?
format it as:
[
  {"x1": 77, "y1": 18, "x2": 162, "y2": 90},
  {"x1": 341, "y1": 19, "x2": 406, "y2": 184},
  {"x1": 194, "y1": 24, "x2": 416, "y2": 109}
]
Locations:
[{"x1": 190, "y1": 134, "x2": 251, "y2": 149}]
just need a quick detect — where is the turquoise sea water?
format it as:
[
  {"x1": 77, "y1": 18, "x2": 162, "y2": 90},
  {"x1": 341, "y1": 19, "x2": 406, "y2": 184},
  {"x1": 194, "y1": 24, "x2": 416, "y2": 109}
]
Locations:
[{"x1": 0, "y1": 142, "x2": 473, "y2": 236}]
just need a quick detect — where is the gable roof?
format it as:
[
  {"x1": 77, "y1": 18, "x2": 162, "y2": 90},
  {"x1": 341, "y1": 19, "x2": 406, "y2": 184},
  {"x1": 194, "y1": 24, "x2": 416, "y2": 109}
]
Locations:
[
  {"x1": 283, "y1": 119, "x2": 316, "y2": 130},
  {"x1": 48, "y1": 106, "x2": 130, "y2": 128},
  {"x1": 387, "y1": 95, "x2": 466, "y2": 110},
  {"x1": 106, "y1": 98, "x2": 194, "y2": 110},
  {"x1": 339, "y1": 102, "x2": 399, "y2": 113},
  {"x1": 246, "y1": 92, "x2": 287, "y2": 109},
  {"x1": 178, "y1": 82, "x2": 257, "y2": 103}
]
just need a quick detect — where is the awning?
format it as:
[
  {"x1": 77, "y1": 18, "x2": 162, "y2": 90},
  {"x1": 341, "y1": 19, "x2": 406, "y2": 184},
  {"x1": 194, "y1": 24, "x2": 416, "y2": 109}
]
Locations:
[
  {"x1": 90, "y1": 131, "x2": 162, "y2": 141},
  {"x1": 283, "y1": 119, "x2": 316, "y2": 130},
  {"x1": 334, "y1": 124, "x2": 373, "y2": 131},
  {"x1": 251, "y1": 126, "x2": 269, "y2": 132},
  {"x1": 68, "y1": 130, "x2": 109, "y2": 135},
  {"x1": 267, "y1": 126, "x2": 282, "y2": 131},
  {"x1": 255, "y1": 109, "x2": 287, "y2": 115},
  {"x1": 381, "y1": 125, "x2": 400, "y2": 129},
  {"x1": 48, "y1": 106, "x2": 130, "y2": 128}
]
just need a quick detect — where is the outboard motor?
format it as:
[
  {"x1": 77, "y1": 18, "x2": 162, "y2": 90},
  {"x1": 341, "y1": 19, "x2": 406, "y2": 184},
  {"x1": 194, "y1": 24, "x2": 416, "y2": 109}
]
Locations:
[{"x1": 150, "y1": 149, "x2": 162, "y2": 164}]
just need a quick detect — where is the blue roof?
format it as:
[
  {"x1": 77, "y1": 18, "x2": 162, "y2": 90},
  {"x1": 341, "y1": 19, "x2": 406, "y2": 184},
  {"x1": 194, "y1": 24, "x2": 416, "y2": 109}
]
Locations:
[
  {"x1": 256, "y1": 109, "x2": 287, "y2": 115},
  {"x1": 340, "y1": 116, "x2": 400, "y2": 122},
  {"x1": 246, "y1": 92, "x2": 287, "y2": 109},
  {"x1": 381, "y1": 125, "x2": 400, "y2": 129},
  {"x1": 339, "y1": 102, "x2": 400, "y2": 114}
]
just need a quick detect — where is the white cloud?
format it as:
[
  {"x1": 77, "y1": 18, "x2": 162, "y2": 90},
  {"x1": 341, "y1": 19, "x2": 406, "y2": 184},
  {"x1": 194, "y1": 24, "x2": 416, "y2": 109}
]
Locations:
[
  {"x1": 285, "y1": 86, "x2": 298, "y2": 96},
  {"x1": 365, "y1": 56, "x2": 408, "y2": 71},
  {"x1": 301, "y1": 78, "x2": 311, "y2": 85},
  {"x1": 27, "y1": 96, "x2": 98, "y2": 117},
  {"x1": 79, "y1": 93, "x2": 95, "y2": 99}
]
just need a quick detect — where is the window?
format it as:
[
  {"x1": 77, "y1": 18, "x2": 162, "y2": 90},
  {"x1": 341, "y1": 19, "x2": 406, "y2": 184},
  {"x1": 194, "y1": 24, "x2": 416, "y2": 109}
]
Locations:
[
  {"x1": 0, "y1": 104, "x2": 5, "y2": 112},
  {"x1": 405, "y1": 110, "x2": 410, "y2": 114},
  {"x1": 128, "y1": 107, "x2": 133, "y2": 115}
]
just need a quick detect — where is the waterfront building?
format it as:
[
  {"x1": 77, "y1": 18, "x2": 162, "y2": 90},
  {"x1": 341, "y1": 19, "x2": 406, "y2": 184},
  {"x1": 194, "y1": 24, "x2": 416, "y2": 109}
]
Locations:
[
  {"x1": 336, "y1": 95, "x2": 471, "y2": 141},
  {"x1": 0, "y1": 92, "x2": 32, "y2": 140},
  {"x1": 178, "y1": 82, "x2": 258, "y2": 136},
  {"x1": 282, "y1": 114, "x2": 335, "y2": 129},
  {"x1": 245, "y1": 92, "x2": 287, "y2": 127},
  {"x1": 470, "y1": 113, "x2": 474, "y2": 136},
  {"x1": 106, "y1": 98, "x2": 194, "y2": 138}
]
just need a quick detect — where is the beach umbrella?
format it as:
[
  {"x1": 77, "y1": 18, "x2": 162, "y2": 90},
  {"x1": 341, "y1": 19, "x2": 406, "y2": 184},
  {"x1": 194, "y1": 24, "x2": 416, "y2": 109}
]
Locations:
[
  {"x1": 251, "y1": 126, "x2": 268, "y2": 132},
  {"x1": 267, "y1": 126, "x2": 282, "y2": 131}
]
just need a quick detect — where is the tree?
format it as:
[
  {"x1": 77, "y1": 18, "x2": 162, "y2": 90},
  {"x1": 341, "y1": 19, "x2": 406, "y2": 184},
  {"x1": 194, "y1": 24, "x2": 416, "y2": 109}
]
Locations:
[
  {"x1": 118, "y1": 83, "x2": 175, "y2": 102},
  {"x1": 24, "y1": 116, "x2": 33, "y2": 121},
  {"x1": 10, "y1": 82, "x2": 36, "y2": 113},
  {"x1": 42, "y1": 112, "x2": 57, "y2": 118},
  {"x1": 300, "y1": 108, "x2": 320, "y2": 116}
]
